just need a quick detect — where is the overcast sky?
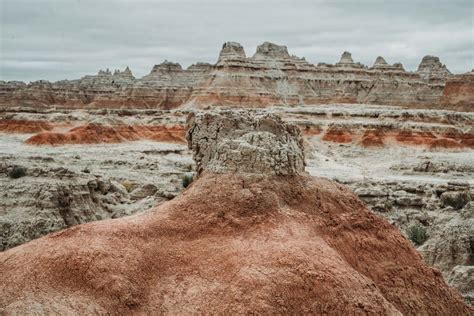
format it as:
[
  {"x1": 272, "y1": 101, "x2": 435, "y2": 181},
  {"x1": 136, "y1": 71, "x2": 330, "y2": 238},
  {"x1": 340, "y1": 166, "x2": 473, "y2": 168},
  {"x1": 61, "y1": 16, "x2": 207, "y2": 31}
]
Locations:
[{"x1": 1, "y1": 0, "x2": 473, "y2": 82}]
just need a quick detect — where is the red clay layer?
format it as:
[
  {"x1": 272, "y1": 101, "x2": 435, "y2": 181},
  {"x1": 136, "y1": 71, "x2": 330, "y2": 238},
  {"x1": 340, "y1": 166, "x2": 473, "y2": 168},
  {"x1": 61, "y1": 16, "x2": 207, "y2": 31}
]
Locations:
[
  {"x1": 0, "y1": 119, "x2": 54, "y2": 133},
  {"x1": 25, "y1": 123, "x2": 186, "y2": 145}
]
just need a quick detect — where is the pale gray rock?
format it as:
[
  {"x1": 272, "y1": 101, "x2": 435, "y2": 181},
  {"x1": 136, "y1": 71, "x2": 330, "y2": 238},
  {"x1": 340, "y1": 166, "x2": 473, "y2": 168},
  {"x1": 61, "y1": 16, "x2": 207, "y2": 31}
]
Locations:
[
  {"x1": 447, "y1": 265, "x2": 474, "y2": 305},
  {"x1": 335, "y1": 51, "x2": 365, "y2": 69},
  {"x1": 186, "y1": 110, "x2": 305, "y2": 175},
  {"x1": 130, "y1": 184, "x2": 158, "y2": 200},
  {"x1": 419, "y1": 211, "x2": 474, "y2": 303},
  {"x1": 440, "y1": 191, "x2": 471, "y2": 209},
  {"x1": 417, "y1": 55, "x2": 451, "y2": 80},
  {"x1": 253, "y1": 42, "x2": 290, "y2": 59},
  {"x1": 217, "y1": 42, "x2": 246, "y2": 64}
]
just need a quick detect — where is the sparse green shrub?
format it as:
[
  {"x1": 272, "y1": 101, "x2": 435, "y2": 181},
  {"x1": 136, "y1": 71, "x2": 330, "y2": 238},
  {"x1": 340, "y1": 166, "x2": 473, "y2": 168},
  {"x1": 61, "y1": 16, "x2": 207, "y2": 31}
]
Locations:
[
  {"x1": 121, "y1": 180, "x2": 134, "y2": 193},
  {"x1": 182, "y1": 174, "x2": 194, "y2": 188},
  {"x1": 407, "y1": 225, "x2": 429, "y2": 245},
  {"x1": 8, "y1": 166, "x2": 26, "y2": 179}
]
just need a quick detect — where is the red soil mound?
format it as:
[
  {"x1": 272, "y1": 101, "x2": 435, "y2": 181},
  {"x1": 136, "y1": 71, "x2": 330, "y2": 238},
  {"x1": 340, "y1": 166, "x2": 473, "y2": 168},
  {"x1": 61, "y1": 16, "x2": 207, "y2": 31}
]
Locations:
[
  {"x1": 300, "y1": 125, "x2": 322, "y2": 136},
  {"x1": 0, "y1": 119, "x2": 53, "y2": 133},
  {"x1": 395, "y1": 130, "x2": 437, "y2": 146},
  {"x1": 395, "y1": 130, "x2": 471, "y2": 149},
  {"x1": 360, "y1": 129, "x2": 385, "y2": 147},
  {"x1": 442, "y1": 132, "x2": 474, "y2": 148},
  {"x1": 25, "y1": 123, "x2": 185, "y2": 146},
  {"x1": 322, "y1": 127, "x2": 352, "y2": 143},
  {"x1": 0, "y1": 173, "x2": 470, "y2": 314},
  {"x1": 428, "y1": 138, "x2": 464, "y2": 149}
]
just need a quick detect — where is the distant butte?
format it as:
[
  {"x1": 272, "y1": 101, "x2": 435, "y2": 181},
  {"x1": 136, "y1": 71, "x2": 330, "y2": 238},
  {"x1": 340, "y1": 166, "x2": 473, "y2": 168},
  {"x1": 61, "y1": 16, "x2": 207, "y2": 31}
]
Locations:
[{"x1": 0, "y1": 41, "x2": 472, "y2": 111}]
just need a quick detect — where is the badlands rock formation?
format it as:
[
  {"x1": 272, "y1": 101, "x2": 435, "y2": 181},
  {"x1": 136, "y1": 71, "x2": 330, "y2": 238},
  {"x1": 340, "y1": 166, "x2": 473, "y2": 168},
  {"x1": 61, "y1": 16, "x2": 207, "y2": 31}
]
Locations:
[
  {"x1": 1, "y1": 42, "x2": 472, "y2": 110},
  {"x1": 186, "y1": 110, "x2": 305, "y2": 175},
  {"x1": 0, "y1": 108, "x2": 193, "y2": 250},
  {"x1": 0, "y1": 111, "x2": 471, "y2": 314},
  {"x1": 442, "y1": 70, "x2": 474, "y2": 110}
]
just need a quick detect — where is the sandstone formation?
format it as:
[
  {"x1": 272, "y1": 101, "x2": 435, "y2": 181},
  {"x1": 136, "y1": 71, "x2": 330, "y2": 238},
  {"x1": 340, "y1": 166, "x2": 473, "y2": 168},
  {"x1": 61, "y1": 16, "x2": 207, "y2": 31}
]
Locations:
[
  {"x1": 0, "y1": 111, "x2": 471, "y2": 314},
  {"x1": 1, "y1": 42, "x2": 471, "y2": 110}
]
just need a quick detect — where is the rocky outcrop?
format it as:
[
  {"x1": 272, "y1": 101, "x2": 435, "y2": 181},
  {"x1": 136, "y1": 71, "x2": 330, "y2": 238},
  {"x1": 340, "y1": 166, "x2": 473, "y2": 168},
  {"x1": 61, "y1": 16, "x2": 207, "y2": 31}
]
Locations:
[
  {"x1": 1, "y1": 42, "x2": 470, "y2": 110},
  {"x1": 371, "y1": 56, "x2": 405, "y2": 71},
  {"x1": 217, "y1": 41, "x2": 247, "y2": 65},
  {"x1": 417, "y1": 55, "x2": 451, "y2": 81},
  {"x1": 0, "y1": 110, "x2": 471, "y2": 314},
  {"x1": 186, "y1": 111, "x2": 305, "y2": 175},
  {"x1": 442, "y1": 71, "x2": 474, "y2": 111},
  {"x1": 335, "y1": 51, "x2": 365, "y2": 69},
  {"x1": 253, "y1": 41, "x2": 290, "y2": 59}
]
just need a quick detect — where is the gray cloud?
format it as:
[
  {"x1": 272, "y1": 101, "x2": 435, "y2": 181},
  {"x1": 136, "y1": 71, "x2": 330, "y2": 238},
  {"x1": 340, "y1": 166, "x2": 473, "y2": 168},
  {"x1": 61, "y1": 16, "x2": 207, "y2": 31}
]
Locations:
[{"x1": 1, "y1": 0, "x2": 472, "y2": 82}]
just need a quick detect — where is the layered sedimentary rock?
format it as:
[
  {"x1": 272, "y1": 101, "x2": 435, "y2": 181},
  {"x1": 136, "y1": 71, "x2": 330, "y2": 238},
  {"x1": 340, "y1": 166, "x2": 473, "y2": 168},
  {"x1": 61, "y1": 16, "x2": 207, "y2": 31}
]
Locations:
[
  {"x1": 1, "y1": 42, "x2": 471, "y2": 110},
  {"x1": 25, "y1": 123, "x2": 185, "y2": 146},
  {"x1": 417, "y1": 55, "x2": 451, "y2": 81},
  {"x1": 371, "y1": 56, "x2": 405, "y2": 71},
  {"x1": 0, "y1": 111, "x2": 471, "y2": 314},
  {"x1": 442, "y1": 71, "x2": 474, "y2": 110}
]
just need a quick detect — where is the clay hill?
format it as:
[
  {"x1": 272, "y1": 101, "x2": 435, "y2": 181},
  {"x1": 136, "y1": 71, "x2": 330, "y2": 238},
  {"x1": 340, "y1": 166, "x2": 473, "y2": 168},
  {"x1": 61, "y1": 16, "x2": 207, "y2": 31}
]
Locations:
[
  {"x1": 0, "y1": 111, "x2": 471, "y2": 314},
  {"x1": 1, "y1": 42, "x2": 472, "y2": 111}
]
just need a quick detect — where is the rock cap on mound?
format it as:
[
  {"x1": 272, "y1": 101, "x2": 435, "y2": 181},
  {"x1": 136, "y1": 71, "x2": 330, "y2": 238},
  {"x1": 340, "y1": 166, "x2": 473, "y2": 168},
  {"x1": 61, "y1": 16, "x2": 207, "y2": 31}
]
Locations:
[
  {"x1": 374, "y1": 56, "x2": 388, "y2": 66},
  {"x1": 186, "y1": 110, "x2": 305, "y2": 175},
  {"x1": 148, "y1": 60, "x2": 183, "y2": 75},
  {"x1": 339, "y1": 51, "x2": 354, "y2": 64},
  {"x1": 218, "y1": 42, "x2": 246, "y2": 63},
  {"x1": 253, "y1": 42, "x2": 290, "y2": 59},
  {"x1": 417, "y1": 55, "x2": 451, "y2": 79},
  {"x1": 336, "y1": 51, "x2": 365, "y2": 69}
]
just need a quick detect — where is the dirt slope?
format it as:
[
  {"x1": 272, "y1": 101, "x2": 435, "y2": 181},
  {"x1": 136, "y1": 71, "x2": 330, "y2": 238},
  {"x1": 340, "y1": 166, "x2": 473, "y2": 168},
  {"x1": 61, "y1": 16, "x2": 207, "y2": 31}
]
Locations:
[{"x1": 0, "y1": 172, "x2": 471, "y2": 314}]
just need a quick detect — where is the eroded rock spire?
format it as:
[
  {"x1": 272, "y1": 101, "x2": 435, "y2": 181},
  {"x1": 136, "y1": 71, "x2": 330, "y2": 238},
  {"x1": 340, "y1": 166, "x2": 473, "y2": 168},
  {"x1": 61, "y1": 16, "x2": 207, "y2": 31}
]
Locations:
[{"x1": 186, "y1": 110, "x2": 305, "y2": 175}]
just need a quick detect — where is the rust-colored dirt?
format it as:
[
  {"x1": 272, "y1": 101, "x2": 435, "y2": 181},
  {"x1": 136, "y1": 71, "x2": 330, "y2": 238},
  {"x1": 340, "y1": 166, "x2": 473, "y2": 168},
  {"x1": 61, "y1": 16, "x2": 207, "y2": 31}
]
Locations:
[
  {"x1": 360, "y1": 129, "x2": 385, "y2": 147},
  {"x1": 428, "y1": 137, "x2": 464, "y2": 149},
  {"x1": 442, "y1": 131, "x2": 474, "y2": 148},
  {"x1": 322, "y1": 127, "x2": 353, "y2": 143},
  {"x1": 301, "y1": 125, "x2": 322, "y2": 136},
  {"x1": 0, "y1": 173, "x2": 470, "y2": 314},
  {"x1": 442, "y1": 73, "x2": 474, "y2": 111},
  {"x1": 395, "y1": 130, "x2": 437, "y2": 146},
  {"x1": 0, "y1": 119, "x2": 53, "y2": 133},
  {"x1": 25, "y1": 123, "x2": 186, "y2": 145}
]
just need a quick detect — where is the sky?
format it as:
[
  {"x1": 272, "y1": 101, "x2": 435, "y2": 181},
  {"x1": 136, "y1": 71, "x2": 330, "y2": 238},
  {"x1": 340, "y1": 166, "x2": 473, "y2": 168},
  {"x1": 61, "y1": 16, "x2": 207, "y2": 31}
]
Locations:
[{"x1": 1, "y1": 0, "x2": 473, "y2": 82}]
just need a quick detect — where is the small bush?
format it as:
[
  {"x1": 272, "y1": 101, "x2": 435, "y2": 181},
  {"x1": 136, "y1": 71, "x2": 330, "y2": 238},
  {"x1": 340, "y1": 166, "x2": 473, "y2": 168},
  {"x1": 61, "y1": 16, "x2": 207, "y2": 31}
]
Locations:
[
  {"x1": 8, "y1": 166, "x2": 26, "y2": 179},
  {"x1": 121, "y1": 180, "x2": 134, "y2": 193},
  {"x1": 182, "y1": 174, "x2": 194, "y2": 188},
  {"x1": 407, "y1": 225, "x2": 429, "y2": 246}
]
